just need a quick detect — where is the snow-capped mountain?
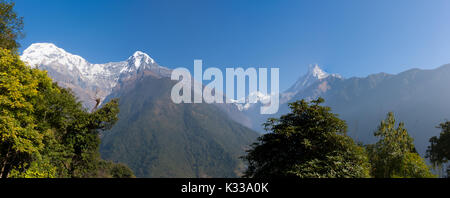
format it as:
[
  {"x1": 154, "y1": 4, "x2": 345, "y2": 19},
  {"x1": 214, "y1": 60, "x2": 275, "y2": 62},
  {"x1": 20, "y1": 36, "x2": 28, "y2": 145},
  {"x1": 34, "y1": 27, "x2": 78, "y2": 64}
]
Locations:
[
  {"x1": 237, "y1": 64, "x2": 345, "y2": 133},
  {"x1": 281, "y1": 64, "x2": 342, "y2": 103},
  {"x1": 229, "y1": 91, "x2": 272, "y2": 111},
  {"x1": 241, "y1": 61, "x2": 450, "y2": 158},
  {"x1": 21, "y1": 43, "x2": 171, "y2": 109},
  {"x1": 226, "y1": 64, "x2": 342, "y2": 111},
  {"x1": 20, "y1": 43, "x2": 253, "y2": 128},
  {"x1": 286, "y1": 64, "x2": 342, "y2": 94}
]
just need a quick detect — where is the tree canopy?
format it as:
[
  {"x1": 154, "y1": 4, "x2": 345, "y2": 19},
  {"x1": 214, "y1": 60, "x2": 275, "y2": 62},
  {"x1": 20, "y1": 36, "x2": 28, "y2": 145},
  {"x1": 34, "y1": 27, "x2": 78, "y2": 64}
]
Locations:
[
  {"x1": 367, "y1": 112, "x2": 435, "y2": 178},
  {"x1": 242, "y1": 98, "x2": 371, "y2": 178},
  {"x1": 427, "y1": 121, "x2": 450, "y2": 177},
  {"x1": 0, "y1": 48, "x2": 134, "y2": 178},
  {"x1": 0, "y1": 0, "x2": 23, "y2": 50}
]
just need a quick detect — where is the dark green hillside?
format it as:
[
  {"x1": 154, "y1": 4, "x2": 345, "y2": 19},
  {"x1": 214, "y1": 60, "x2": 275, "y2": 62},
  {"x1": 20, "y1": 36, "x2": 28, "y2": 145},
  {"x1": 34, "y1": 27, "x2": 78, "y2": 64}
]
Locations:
[{"x1": 100, "y1": 75, "x2": 259, "y2": 178}]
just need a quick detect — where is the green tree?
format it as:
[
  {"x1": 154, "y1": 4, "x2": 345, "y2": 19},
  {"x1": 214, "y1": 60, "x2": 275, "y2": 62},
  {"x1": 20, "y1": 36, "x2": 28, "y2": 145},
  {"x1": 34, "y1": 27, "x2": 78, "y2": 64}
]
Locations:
[
  {"x1": 0, "y1": 0, "x2": 23, "y2": 50},
  {"x1": 367, "y1": 112, "x2": 435, "y2": 178},
  {"x1": 242, "y1": 98, "x2": 371, "y2": 178},
  {"x1": 426, "y1": 121, "x2": 450, "y2": 177},
  {"x1": 0, "y1": 48, "x2": 49, "y2": 178},
  {"x1": 0, "y1": 1, "x2": 133, "y2": 178},
  {"x1": 0, "y1": 48, "x2": 134, "y2": 178},
  {"x1": 100, "y1": 161, "x2": 135, "y2": 178}
]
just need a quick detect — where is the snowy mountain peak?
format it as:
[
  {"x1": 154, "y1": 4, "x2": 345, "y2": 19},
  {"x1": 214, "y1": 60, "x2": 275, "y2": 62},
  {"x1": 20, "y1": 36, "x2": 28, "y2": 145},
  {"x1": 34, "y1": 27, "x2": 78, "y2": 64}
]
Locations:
[
  {"x1": 308, "y1": 64, "x2": 329, "y2": 80},
  {"x1": 21, "y1": 43, "x2": 88, "y2": 71},
  {"x1": 23, "y1": 43, "x2": 75, "y2": 59},
  {"x1": 20, "y1": 43, "x2": 172, "y2": 109},
  {"x1": 284, "y1": 64, "x2": 342, "y2": 97},
  {"x1": 230, "y1": 91, "x2": 272, "y2": 111},
  {"x1": 24, "y1": 43, "x2": 60, "y2": 53},
  {"x1": 128, "y1": 51, "x2": 155, "y2": 69},
  {"x1": 132, "y1": 51, "x2": 149, "y2": 57}
]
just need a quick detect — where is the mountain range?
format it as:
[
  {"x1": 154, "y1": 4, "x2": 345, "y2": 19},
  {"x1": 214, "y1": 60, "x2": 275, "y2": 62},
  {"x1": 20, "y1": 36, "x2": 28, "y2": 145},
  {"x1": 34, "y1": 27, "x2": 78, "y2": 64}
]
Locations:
[
  {"x1": 242, "y1": 63, "x2": 450, "y2": 156},
  {"x1": 22, "y1": 43, "x2": 171, "y2": 110},
  {"x1": 21, "y1": 43, "x2": 450, "y2": 175},
  {"x1": 21, "y1": 43, "x2": 258, "y2": 177}
]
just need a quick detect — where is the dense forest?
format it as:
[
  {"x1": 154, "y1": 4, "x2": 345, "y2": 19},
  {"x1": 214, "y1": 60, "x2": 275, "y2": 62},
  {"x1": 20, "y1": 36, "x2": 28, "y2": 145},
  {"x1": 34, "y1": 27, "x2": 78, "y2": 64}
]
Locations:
[{"x1": 2, "y1": 0, "x2": 450, "y2": 178}]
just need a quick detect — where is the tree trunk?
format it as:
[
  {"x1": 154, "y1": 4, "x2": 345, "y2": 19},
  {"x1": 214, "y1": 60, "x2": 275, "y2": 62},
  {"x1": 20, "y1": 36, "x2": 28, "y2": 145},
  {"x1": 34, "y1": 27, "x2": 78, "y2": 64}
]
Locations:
[{"x1": 0, "y1": 151, "x2": 10, "y2": 178}]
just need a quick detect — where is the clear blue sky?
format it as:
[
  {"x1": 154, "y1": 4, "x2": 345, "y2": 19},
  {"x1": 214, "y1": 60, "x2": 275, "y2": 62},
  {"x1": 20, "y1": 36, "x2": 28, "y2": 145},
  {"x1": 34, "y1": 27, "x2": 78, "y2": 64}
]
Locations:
[{"x1": 14, "y1": 0, "x2": 450, "y2": 91}]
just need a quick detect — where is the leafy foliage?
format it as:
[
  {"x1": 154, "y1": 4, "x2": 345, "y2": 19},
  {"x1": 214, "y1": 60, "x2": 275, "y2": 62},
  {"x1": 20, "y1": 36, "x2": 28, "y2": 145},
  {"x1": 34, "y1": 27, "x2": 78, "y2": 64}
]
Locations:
[
  {"x1": 0, "y1": 48, "x2": 134, "y2": 178},
  {"x1": 427, "y1": 121, "x2": 450, "y2": 177},
  {"x1": 367, "y1": 112, "x2": 435, "y2": 178},
  {"x1": 0, "y1": 48, "x2": 48, "y2": 178},
  {"x1": 242, "y1": 98, "x2": 371, "y2": 178},
  {"x1": 0, "y1": 0, "x2": 23, "y2": 50}
]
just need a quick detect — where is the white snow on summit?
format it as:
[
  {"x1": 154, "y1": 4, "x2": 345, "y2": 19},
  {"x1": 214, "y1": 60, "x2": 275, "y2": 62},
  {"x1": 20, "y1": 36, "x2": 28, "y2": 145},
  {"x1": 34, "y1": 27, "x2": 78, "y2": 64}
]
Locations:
[
  {"x1": 229, "y1": 64, "x2": 342, "y2": 112},
  {"x1": 286, "y1": 64, "x2": 342, "y2": 94},
  {"x1": 21, "y1": 43, "x2": 166, "y2": 86},
  {"x1": 128, "y1": 51, "x2": 155, "y2": 69},
  {"x1": 20, "y1": 43, "x2": 170, "y2": 108},
  {"x1": 310, "y1": 64, "x2": 329, "y2": 80},
  {"x1": 229, "y1": 91, "x2": 273, "y2": 111},
  {"x1": 22, "y1": 43, "x2": 89, "y2": 71}
]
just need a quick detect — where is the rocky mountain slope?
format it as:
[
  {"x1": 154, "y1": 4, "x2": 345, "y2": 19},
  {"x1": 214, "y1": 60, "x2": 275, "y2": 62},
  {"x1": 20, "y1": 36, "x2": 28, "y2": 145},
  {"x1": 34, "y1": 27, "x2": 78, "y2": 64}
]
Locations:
[{"x1": 20, "y1": 43, "x2": 259, "y2": 177}]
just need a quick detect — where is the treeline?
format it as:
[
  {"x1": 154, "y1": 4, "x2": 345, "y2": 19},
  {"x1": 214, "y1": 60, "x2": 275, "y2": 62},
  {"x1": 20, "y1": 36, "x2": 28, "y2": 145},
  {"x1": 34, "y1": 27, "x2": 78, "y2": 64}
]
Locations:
[
  {"x1": 242, "y1": 98, "x2": 450, "y2": 178},
  {"x1": 0, "y1": 1, "x2": 134, "y2": 178}
]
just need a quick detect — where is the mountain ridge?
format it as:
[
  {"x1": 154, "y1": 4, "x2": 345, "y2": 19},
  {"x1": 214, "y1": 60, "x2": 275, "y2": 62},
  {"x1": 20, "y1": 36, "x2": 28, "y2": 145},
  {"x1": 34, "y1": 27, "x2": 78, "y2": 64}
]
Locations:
[
  {"x1": 244, "y1": 63, "x2": 450, "y2": 157},
  {"x1": 20, "y1": 43, "x2": 260, "y2": 177},
  {"x1": 21, "y1": 43, "x2": 171, "y2": 109},
  {"x1": 100, "y1": 75, "x2": 259, "y2": 177}
]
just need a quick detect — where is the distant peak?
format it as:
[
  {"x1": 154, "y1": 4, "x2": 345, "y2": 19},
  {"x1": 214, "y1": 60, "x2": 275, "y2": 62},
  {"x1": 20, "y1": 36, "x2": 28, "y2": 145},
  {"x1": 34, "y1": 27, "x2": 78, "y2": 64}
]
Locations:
[
  {"x1": 130, "y1": 51, "x2": 152, "y2": 60},
  {"x1": 132, "y1": 51, "x2": 148, "y2": 57},
  {"x1": 285, "y1": 64, "x2": 343, "y2": 94},
  {"x1": 23, "y1": 43, "x2": 66, "y2": 55},
  {"x1": 21, "y1": 43, "x2": 90, "y2": 71},
  {"x1": 28, "y1": 42, "x2": 58, "y2": 48},
  {"x1": 307, "y1": 64, "x2": 329, "y2": 80},
  {"x1": 128, "y1": 51, "x2": 155, "y2": 68}
]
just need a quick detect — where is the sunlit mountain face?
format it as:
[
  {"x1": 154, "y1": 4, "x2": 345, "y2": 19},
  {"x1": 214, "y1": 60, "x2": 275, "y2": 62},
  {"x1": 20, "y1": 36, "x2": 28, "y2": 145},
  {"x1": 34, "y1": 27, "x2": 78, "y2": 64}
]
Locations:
[
  {"x1": 21, "y1": 43, "x2": 171, "y2": 110},
  {"x1": 20, "y1": 43, "x2": 259, "y2": 178}
]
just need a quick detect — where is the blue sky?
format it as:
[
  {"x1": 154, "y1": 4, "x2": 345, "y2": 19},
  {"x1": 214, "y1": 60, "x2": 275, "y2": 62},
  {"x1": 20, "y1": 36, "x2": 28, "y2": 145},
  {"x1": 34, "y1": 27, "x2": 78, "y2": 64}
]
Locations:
[{"x1": 14, "y1": 0, "x2": 450, "y2": 91}]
